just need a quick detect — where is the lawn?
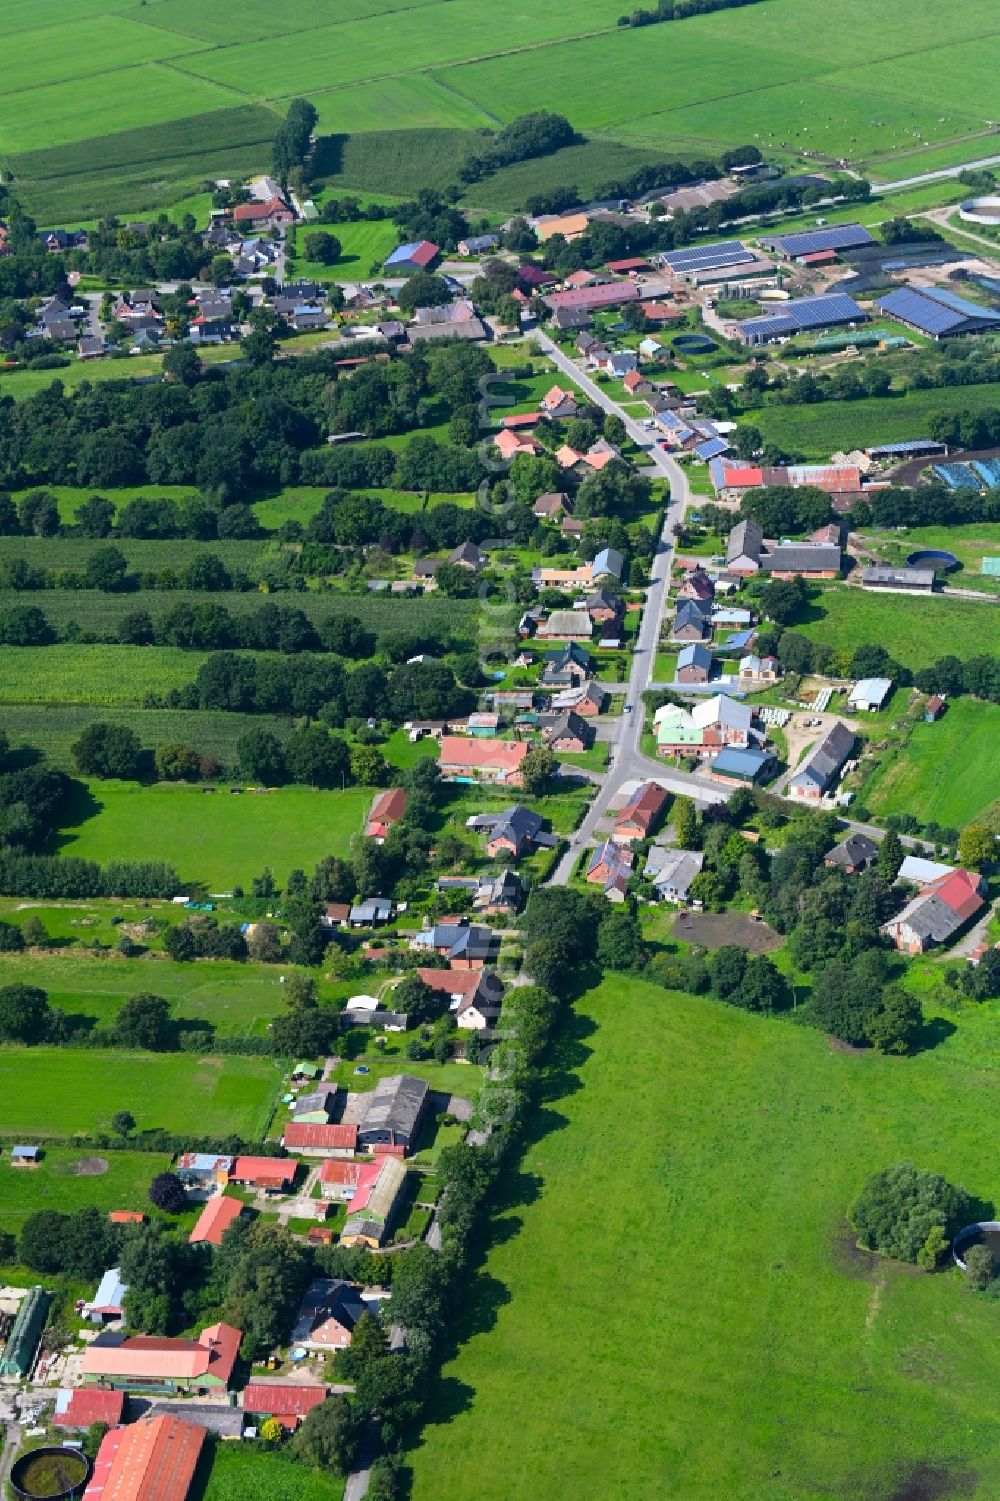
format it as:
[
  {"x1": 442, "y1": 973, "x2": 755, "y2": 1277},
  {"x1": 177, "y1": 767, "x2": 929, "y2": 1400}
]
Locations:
[
  {"x1": 0, "y1": 1146, "x2": 174, "y2": 1234},
  {"x1": 57, "y1": 782, "x2": 371, "y2": 889},
  {"x1": 408, "y1": 973, "x2": 1000, "y2": 1499},
  {"x1": 0, "y1": 1048, "x2": 282, "y2": 1140},
  {"x1": 862, "y1": 696, "x2": 1000, "y2": 826},
  {"x1": 791, "y1": 585, "x2": 999, "y2": 668},
  {"x1": 200, "y1": 1443, "x2": 343, "y2": 1501},
  {"x1": 289, "y1": 218, "x2": 399, "y2": 281}
]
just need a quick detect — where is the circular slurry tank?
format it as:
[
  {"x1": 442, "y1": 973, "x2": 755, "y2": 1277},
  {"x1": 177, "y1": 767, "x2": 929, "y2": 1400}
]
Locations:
[
  {"x1": 672, "y1": 333, "x2": 718, "y2": 354},
  {"x1": 953, "y1": 1220, "x2": 1000, "y2": 1271},
  {"x1": 959, "y1": 195, "x2": 1000, "y2": 225},
  {"x1": 906, "y1": 548, "x2": 959, "y2": 572},
  {"x1": 9, "y1": 1447, "x2": 91, "y2": 1501}
]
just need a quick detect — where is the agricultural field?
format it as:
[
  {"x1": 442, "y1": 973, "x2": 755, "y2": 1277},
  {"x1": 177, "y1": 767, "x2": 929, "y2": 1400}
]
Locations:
[
  {"x1": 200, "y1": 1443, "x2": 344, "y2": 1501},
  {"x1": 57, "y1": 782, "x2": 372, "y2": 889},
  {"x1": 0, "y1": 1048, "x2": 283, "y2": 1140},
  {"x1": 0, "y1": 1146, "x2": 174, "y2": 1234},
  {"x1": 408, "y1": 973, "x2": 1000, "y2": 1500},
  {"x1": 752, "y1": 384, "x2": 1000, "y2": 459},
  {"x1": 861, "y1": 697, "x2": 1000, "y2": 827},
  {"x1": 7, "y1": 105, "x2": 279, "y2": 223},
  {"x1": 0, "y1": 645, "x2": 208, "y2": 707},
  {"x1": 790, "y1": 585, "x2": 999, "y2": 669},
  {"x1": 0, "y1": 0, "x2": 997, "y2": 223}
]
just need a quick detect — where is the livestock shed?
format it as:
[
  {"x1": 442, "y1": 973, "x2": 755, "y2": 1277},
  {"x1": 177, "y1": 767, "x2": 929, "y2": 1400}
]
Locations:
[
  {"x1": 758, "y1": 223, "x2": 875, "y2": 257},
  {"x1": 875, "y1": 286, "x2": 1000, "y2": 339}
]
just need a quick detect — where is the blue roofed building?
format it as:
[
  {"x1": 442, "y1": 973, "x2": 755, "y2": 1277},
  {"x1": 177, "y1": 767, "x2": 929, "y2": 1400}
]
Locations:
[
  {"x1": 759, "y1": 223, "x2": 875, "y2": 258},
  {"x1": 875, "y1": 286, "x2": 1000, "y2": 339},
  {"x1": 591, "y1": 547, "x2": 624, "y2": 581},
  {"x1": 711, "y1": 746, "x2": 775, "y2": 784},
  {"x1": 737, "y1": 293, "x2": 866, "y2": 346}
]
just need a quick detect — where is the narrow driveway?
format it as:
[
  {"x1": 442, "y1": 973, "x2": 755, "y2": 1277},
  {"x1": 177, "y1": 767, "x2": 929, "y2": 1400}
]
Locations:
[
  {"x1": 880, "y1": 149, "x2": 1000, "y2": 193},
  {"x1": 532, "y1": 331, "x2": 730, "y2": 884}
]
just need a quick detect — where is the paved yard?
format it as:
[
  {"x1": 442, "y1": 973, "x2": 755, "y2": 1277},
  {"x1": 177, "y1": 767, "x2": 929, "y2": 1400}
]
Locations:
[{"x1": 670, "y1": 910, "x2": 782, "y2": 953}]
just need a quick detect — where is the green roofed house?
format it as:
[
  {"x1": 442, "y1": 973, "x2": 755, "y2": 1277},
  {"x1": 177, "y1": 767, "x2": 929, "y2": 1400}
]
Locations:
[
  {"x1": 0, "y1": 1286, "x2": 52, "y2": 1377},
  {"x1": 981, "y1": 557, "x2": 1000, "y2": 576}
]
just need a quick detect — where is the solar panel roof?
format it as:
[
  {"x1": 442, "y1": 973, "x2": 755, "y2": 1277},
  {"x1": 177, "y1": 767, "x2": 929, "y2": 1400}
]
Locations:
[
  {"x1": 662, "y1": 240, "x2": 755, "y2": 273},
  {"x1": 785, "y1": 292, "x2": 866, "y2": 329},
  {"x1": 695, "y1": 436, "x2": 730, "y2": 460},
  {"x1": 875, "y1": 287, "x2": 1000, "y2": 336},
  {"x1": 739, "y1": 313, "x2": 797, "y2": 338},
  {"x1": 762, "y1": 223, "x2": 875, "y2": 255}
]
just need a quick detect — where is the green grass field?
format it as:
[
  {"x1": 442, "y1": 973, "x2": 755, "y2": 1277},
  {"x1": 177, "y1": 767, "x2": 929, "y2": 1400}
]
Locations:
[
  {"x1": 408, "y1": 973, "x2": 1000, "y2": 1499},
  {"x1": 2, "y1": 0, "x2": 998, "y2": 223},
  {"x1": 0, "y1": 950, "x2": 344, "y2": 1039},
  {"x1": 57, "y1": 781, "x2": 371, "y2": 889},
  {"x1": 792, "y1": 585, "x2": 999, "y2": 668},
  {"x1": 0, "y1": 705, "x2": 295, "y2": 774},
  {"x1": 0, "y1": 1146, "x2": 174, "y2": 1233},
  {"x1": 290, "y1": 218, "x2": 401, "y2": 281},
  {"x1": 0, "y1": 1048, "x2": 282, "y2": 1139},
  {"x1": 862, "y1": 697, "x2": 1000, "y2": 826},
  {"x1": 753, "y1": 384, "x2": 1000, "y2": 460}
]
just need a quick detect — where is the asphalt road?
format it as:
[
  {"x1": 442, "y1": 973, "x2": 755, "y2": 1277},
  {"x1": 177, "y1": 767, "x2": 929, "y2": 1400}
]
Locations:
[{"x1": 532, "y1": 331, "x2": 731, "y2": 885}]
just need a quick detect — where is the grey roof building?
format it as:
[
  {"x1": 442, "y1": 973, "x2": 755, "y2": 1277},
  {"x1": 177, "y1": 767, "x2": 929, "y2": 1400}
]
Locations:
[
  {"x1": 787, "y1": 721, "x2": 855, "y2": 798},
  {"x1": 727, "y1": 519, "x2": 764, "y2": 567},
  {"x1": 761, "y1": 543, "x2": 841, "y2": 574},
  {"x1": 824, "y1": 832, "x2": 878, "y2": 872},
  {"x1": 357, "y1": 1074, "x2": 429, "y2": 1152}
]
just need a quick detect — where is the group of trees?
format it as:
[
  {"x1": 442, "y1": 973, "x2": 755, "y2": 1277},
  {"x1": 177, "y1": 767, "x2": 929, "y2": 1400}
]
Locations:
[
  {"x1": 457, "y1": 112, "x2": 577, "y2": 185},
  {"x1": 0, "y1": 731, "x2": 71, "y2": 852},
  {"x1": 851, "y1": 1162, "x2": 971, "y2": 1269},
  {"x1": 619, "y1": 0, "x2": 766, "y2": 28}
]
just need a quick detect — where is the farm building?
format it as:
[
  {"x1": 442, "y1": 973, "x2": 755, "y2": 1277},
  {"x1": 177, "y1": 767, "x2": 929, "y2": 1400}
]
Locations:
[
  {"x1": 189, "y1": 1196, "x2": 244, "y2": 1248},
  {"x1": 341, "y1": 1155, "x2": 409, "y2": 1247},
  {"x1": 537, "y1": 609, "x2": 594, "y2": 641},
  {"x1": 725, "y1": 519, "x2": 840, "y2": 577},
  {"x1": 365, "y1": 788, "x2": 407, "y2": 842},
  {"x1": 292, "y1": 1087, "x2": 339, "y2": 1123},
  {"x1": 319, "y1": 1159, "x2": 365, "y2": 1202},
  {"x1": 875, "y1": 286, "x2": 1000, "y2": 339},
  {"x1": 228, "y1": 1156, "x2": 298, "y2": 1192},
  {"x1": 0, "y1": 1286, "x2": 51, "y2": 1377},
  {"x1": 544, "y1": 282, "x2": 641, "y2": 314},
  {"x1": 11, "y1": 1145, "x2": 40, "y2": 1167},
  {"x1": 438, "y1": 736, "x2": 528, "y2": 787},
  {"x1": 90, "y1": 1267, "x2": 128, "y2": 1324},
  {"x1": 53, "y1": 1387, "x2": 126, "y2": 1429},
  {"x1": 385, "y1": 240, "x2": 438, "y2": 272},
  {"x1": 81, "y1": 1323, "x2": 241, "y2": 1392},
  {"x1": 860, "y1": 566, "x2": 935, "y2": 592},
  {"x1": 710, "y1": 746, "x2": 775, "y2": 785},
  {"x1": 736, "y1": 293, "x2": 867, "y2": 346},
  {"x1": 758, "y1": 223, "x2": 875, "y2": 258},
  {"x1": 357, "y1": 1073, "x2": 429, "y2": 1153},
  {"x1": 881, "y1": 869, "x2": 986, "y2": 954},
  {"x1": 848, "y1": 677, "x2": 893, "y2": 712},
  {"x1": 175, "y1": 1153, "x2": 232, "y2": 1190},
  {"x1": 786, "y1": 722, "x2": 855, "y2": 800},
  {"x1": 87, "y1": 1414, "x2": 205, "y2": 1501},
  {"x1": 281, "y1": 1122, "x2": 359, "y2": 1157},
  {"x1": 243, "y1": 1380, "x2": 329, "y2": 1429}
]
